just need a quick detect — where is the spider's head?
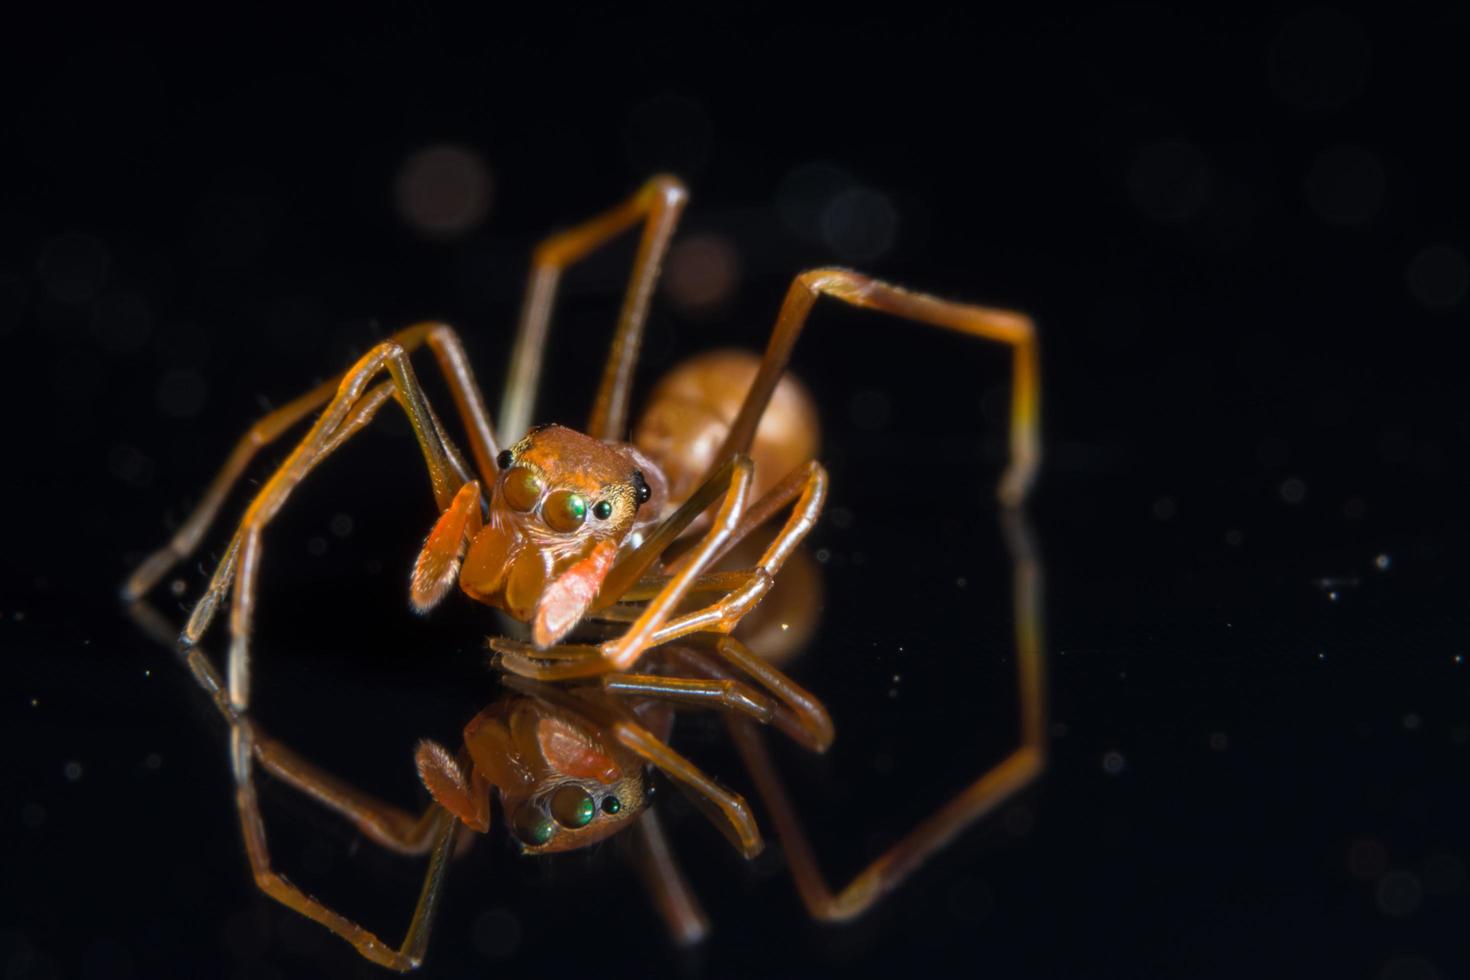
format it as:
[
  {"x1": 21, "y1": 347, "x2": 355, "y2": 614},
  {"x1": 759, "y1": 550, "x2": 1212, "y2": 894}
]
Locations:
[
  {"x1": 459, "y1": 424, "x2": 667, "y2": 646},
  {"x1": 466, "y1": 696, "x2": 647, "y2": 855},
  {"x1": 491, "y1": 424, "x2": 663, "y2": 551}
]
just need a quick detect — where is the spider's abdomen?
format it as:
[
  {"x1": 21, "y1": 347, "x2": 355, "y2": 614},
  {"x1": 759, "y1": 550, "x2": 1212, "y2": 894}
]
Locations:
[{"x1": 632, "y1": 349, "x2": 819, "y2": 507}]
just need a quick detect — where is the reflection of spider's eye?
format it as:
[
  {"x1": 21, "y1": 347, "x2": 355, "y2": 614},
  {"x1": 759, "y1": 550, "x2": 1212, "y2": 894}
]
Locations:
[
  {"x1": 549, "y1": 785, "x2": 596, "y2": 829},
  {"x1": 601, "y1": 795, "x2": 622, "y2": 815},
  {"x1": 543, "y1": 490, "x2": 587, "y2": 532},
  {"x1": 512, "y1": 807, "x2": 555, "y2": 847},
  {"x1": 502, "y1": 466, "x2": 544, "y2": 511},
  {"x1": 592, "y1": 500, "x2": 613, "y2": 521},
  {"x1": 496, "y1": 449, "x2": 514, "y2": 470}
]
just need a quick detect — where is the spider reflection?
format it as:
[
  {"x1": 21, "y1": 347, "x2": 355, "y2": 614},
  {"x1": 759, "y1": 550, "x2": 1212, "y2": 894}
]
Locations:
[{"x1": 127, "y1": 510, "x2": 1043, "y2": 972}]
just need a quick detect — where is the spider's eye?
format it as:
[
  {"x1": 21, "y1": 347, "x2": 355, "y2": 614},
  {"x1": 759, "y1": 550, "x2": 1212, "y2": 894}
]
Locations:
[
  {"x1": 501, "y1": 466, "x2": 544, "y2": 511},
  {"x1": 496, "y1": 449, "x2": 514, "y2": 470},
  {"x1": 592, "y1": 500, "x2": 613, "y2": 521},
  {"x1": 601, "y1": 795, "x2": 622, "y2": 815},
  {"x1": 631, "y1": 470, "x2": 651, "y2": 506},
  {"x1": 549, "y1": 785, "x2": 596, "y2": 829},
  {"x1": 512, "y1": 807, "x2": 555, "y2": 847},
  {"x1": 543, "y1": 490, "x2": 587, "y2": 533}
]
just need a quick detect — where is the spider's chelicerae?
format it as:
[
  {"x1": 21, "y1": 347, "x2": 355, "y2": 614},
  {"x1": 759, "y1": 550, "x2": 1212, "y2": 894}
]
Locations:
[{"x1": 124, "y1": 176, "x2": 1044, "y2": 970}]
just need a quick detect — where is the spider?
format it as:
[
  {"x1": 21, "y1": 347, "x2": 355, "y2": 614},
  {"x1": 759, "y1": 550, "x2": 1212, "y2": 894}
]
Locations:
[
  {"x1": 122, "y1": 175, "x2": 1044, "y2": 969},
  {"x1": 128, "y1": 501, "x2": 1044, "y2": 972}
]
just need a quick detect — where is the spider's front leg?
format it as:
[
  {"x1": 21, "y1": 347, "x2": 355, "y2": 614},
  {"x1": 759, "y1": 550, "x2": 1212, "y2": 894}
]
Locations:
[
  {"x1": 123, "y1": 322, "x2": 498, "y2": 603},
  {"x1": 495, "y1": 456, "x2": 829, "y2": 685},
  {"x1": 493, "y1": 455, "x2": 757, "y2": 679},
  {"x1": 182, "y1": 340, "x2": 475, "y2": 712}
]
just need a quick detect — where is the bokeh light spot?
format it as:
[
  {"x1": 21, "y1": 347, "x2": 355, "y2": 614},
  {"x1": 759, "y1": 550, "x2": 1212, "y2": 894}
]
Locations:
[
  {"x1": 1305, "y1": 145, "x2": 1385, "y2": 225},
  {"x1": 778, "y1": 162, "x2": 853, "y2": 243},
  {"x1": 664, "y1": 233, "x2": 741, "y2": 315},
  {"x1": 822, "y1": 186, "x2": 898, "y2": 262},
  {"x1": 1376, "y1": 869, "x2": 1422, "y2": 917},
  {"x1": 394, "y1": 144, "x2": 493, "y2": 240},
  {"x1": 1405, "y1": 245, "x2": 1469, "y2": 310},
  {"x1": 1348, "y1": 837, "x2": 1388, "y2": 879}
]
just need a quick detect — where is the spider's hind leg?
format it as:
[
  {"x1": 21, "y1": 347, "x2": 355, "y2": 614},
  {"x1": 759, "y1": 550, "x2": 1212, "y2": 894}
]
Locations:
[{"x1": 710, "y1": 268, "x2": 1040, "y2": 506}]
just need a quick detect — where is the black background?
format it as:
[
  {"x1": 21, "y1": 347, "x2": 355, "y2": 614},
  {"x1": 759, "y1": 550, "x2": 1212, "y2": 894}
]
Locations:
[{"x1": 3, "y1": 5, "x2": 1469, "y2": 979}]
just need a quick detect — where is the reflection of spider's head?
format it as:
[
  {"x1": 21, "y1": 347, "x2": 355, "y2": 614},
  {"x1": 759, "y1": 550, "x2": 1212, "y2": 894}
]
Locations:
[
  {"x1": 468, "y1": 697, "x2": 647, "y2": 855},
  {"x1": 493, "y1": 424, "x2": 665, "y2": 551}
]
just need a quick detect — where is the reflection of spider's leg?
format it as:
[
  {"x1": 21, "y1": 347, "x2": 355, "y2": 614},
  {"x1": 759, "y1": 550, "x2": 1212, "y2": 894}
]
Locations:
[
  {"x1": 498, "y1": 176, "x2": 687, "y2": 444},
  {"x1": 666, "y1": 638, "x2": 834, "y2": 753},
  {"x1": 710, "y1": 268, "x2": 1040, "y2": 506},
  {"x1": 494, "y1": 457, "x2": 753, "y2": 680},
  {"x1": 251, "y1": 726, "x2": 446, "y2": 855},
  {"x1": 123, "y1": 322, "x2": 498, "y2": 602},
  {"x1": 127, "y1": 599, "x2": 457, "y2": 971},
  {"x1": 612, "y1": 710, "x2": 764, "y2": 859},
  {"x1": 625, "y1": 808, "x2": 710, "y2": 946},
  {"x1": 725, "y1": 509, "x2": 1047, "y2": 920},
  {"x1": 501, "y1": 673, "x2": 765, "y2": 859},
  {"x1": 183, "y1": 341, "x2": 474, "y2": 712},
  {"x1": 233, "y1": 723, "x2": 458, "y2": 972},
  {"x1": 136, "y1": 598, "x2": 447, "y2": 854},
  {"x1": 600, "y1": 670, "x2": 776, "y2": 723}
]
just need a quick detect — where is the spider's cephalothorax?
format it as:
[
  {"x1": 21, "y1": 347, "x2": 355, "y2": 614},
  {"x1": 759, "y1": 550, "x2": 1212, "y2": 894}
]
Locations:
[{"x1": 452, "y1": 425, "x2": 667, "y2": 644}]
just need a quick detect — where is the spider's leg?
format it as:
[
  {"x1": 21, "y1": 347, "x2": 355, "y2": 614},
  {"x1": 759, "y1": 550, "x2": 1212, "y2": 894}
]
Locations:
[
  {"x1": 625, "y1": 808, "x2": 709, "y2": 946},
  {"x1": 498, "y1": 176, "x2": 687, "y2": 444},
  {"x1": 724, "y1": 509, "x2": 1047, "y2": 921},
  {"x1": 233, "y1": 722, "x2": 459, "y2": 972},
  {"x1": 581, "y1": 453, "x2": 754, "y2": 672},
  {"x1": 495, "y1": 459, "x2": 825, "y2": 681},
  {"x1": 710, "y1": 268, "x2": 1040, "y2": 507},
  {"x1": 493, "y1": 456, "x2": 754, "y2": 680},
  {"x1": 123, "y1": 321, "x2": 498, "y2": 602},
  {"x1": 184, "y1": 340, "x2": 472, "y2": 712},
  {"x1": 625, "y1": 460, "x2": 829, "y2": 651}
]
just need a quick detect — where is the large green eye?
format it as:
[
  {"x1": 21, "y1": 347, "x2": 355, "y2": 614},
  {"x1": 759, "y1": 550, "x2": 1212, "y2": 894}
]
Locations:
[
  {"x1": 549, "y1": 785, "x2": 595, "y2": 829},
  {"x1": 502, "y1": 466, "x2": 544, "y2": 512},
  {"x1": 512, "y1": 807, "x2": 555, "y2": 847},
  {"x1": 543, "y1": 490, "x2": 587, "y2": 533}
]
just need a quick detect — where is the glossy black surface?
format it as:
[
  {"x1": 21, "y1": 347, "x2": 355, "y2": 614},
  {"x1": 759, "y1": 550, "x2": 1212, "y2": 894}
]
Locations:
[{"x1": 4, "y1": 7, "x2": 1467, "y2": 979}]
